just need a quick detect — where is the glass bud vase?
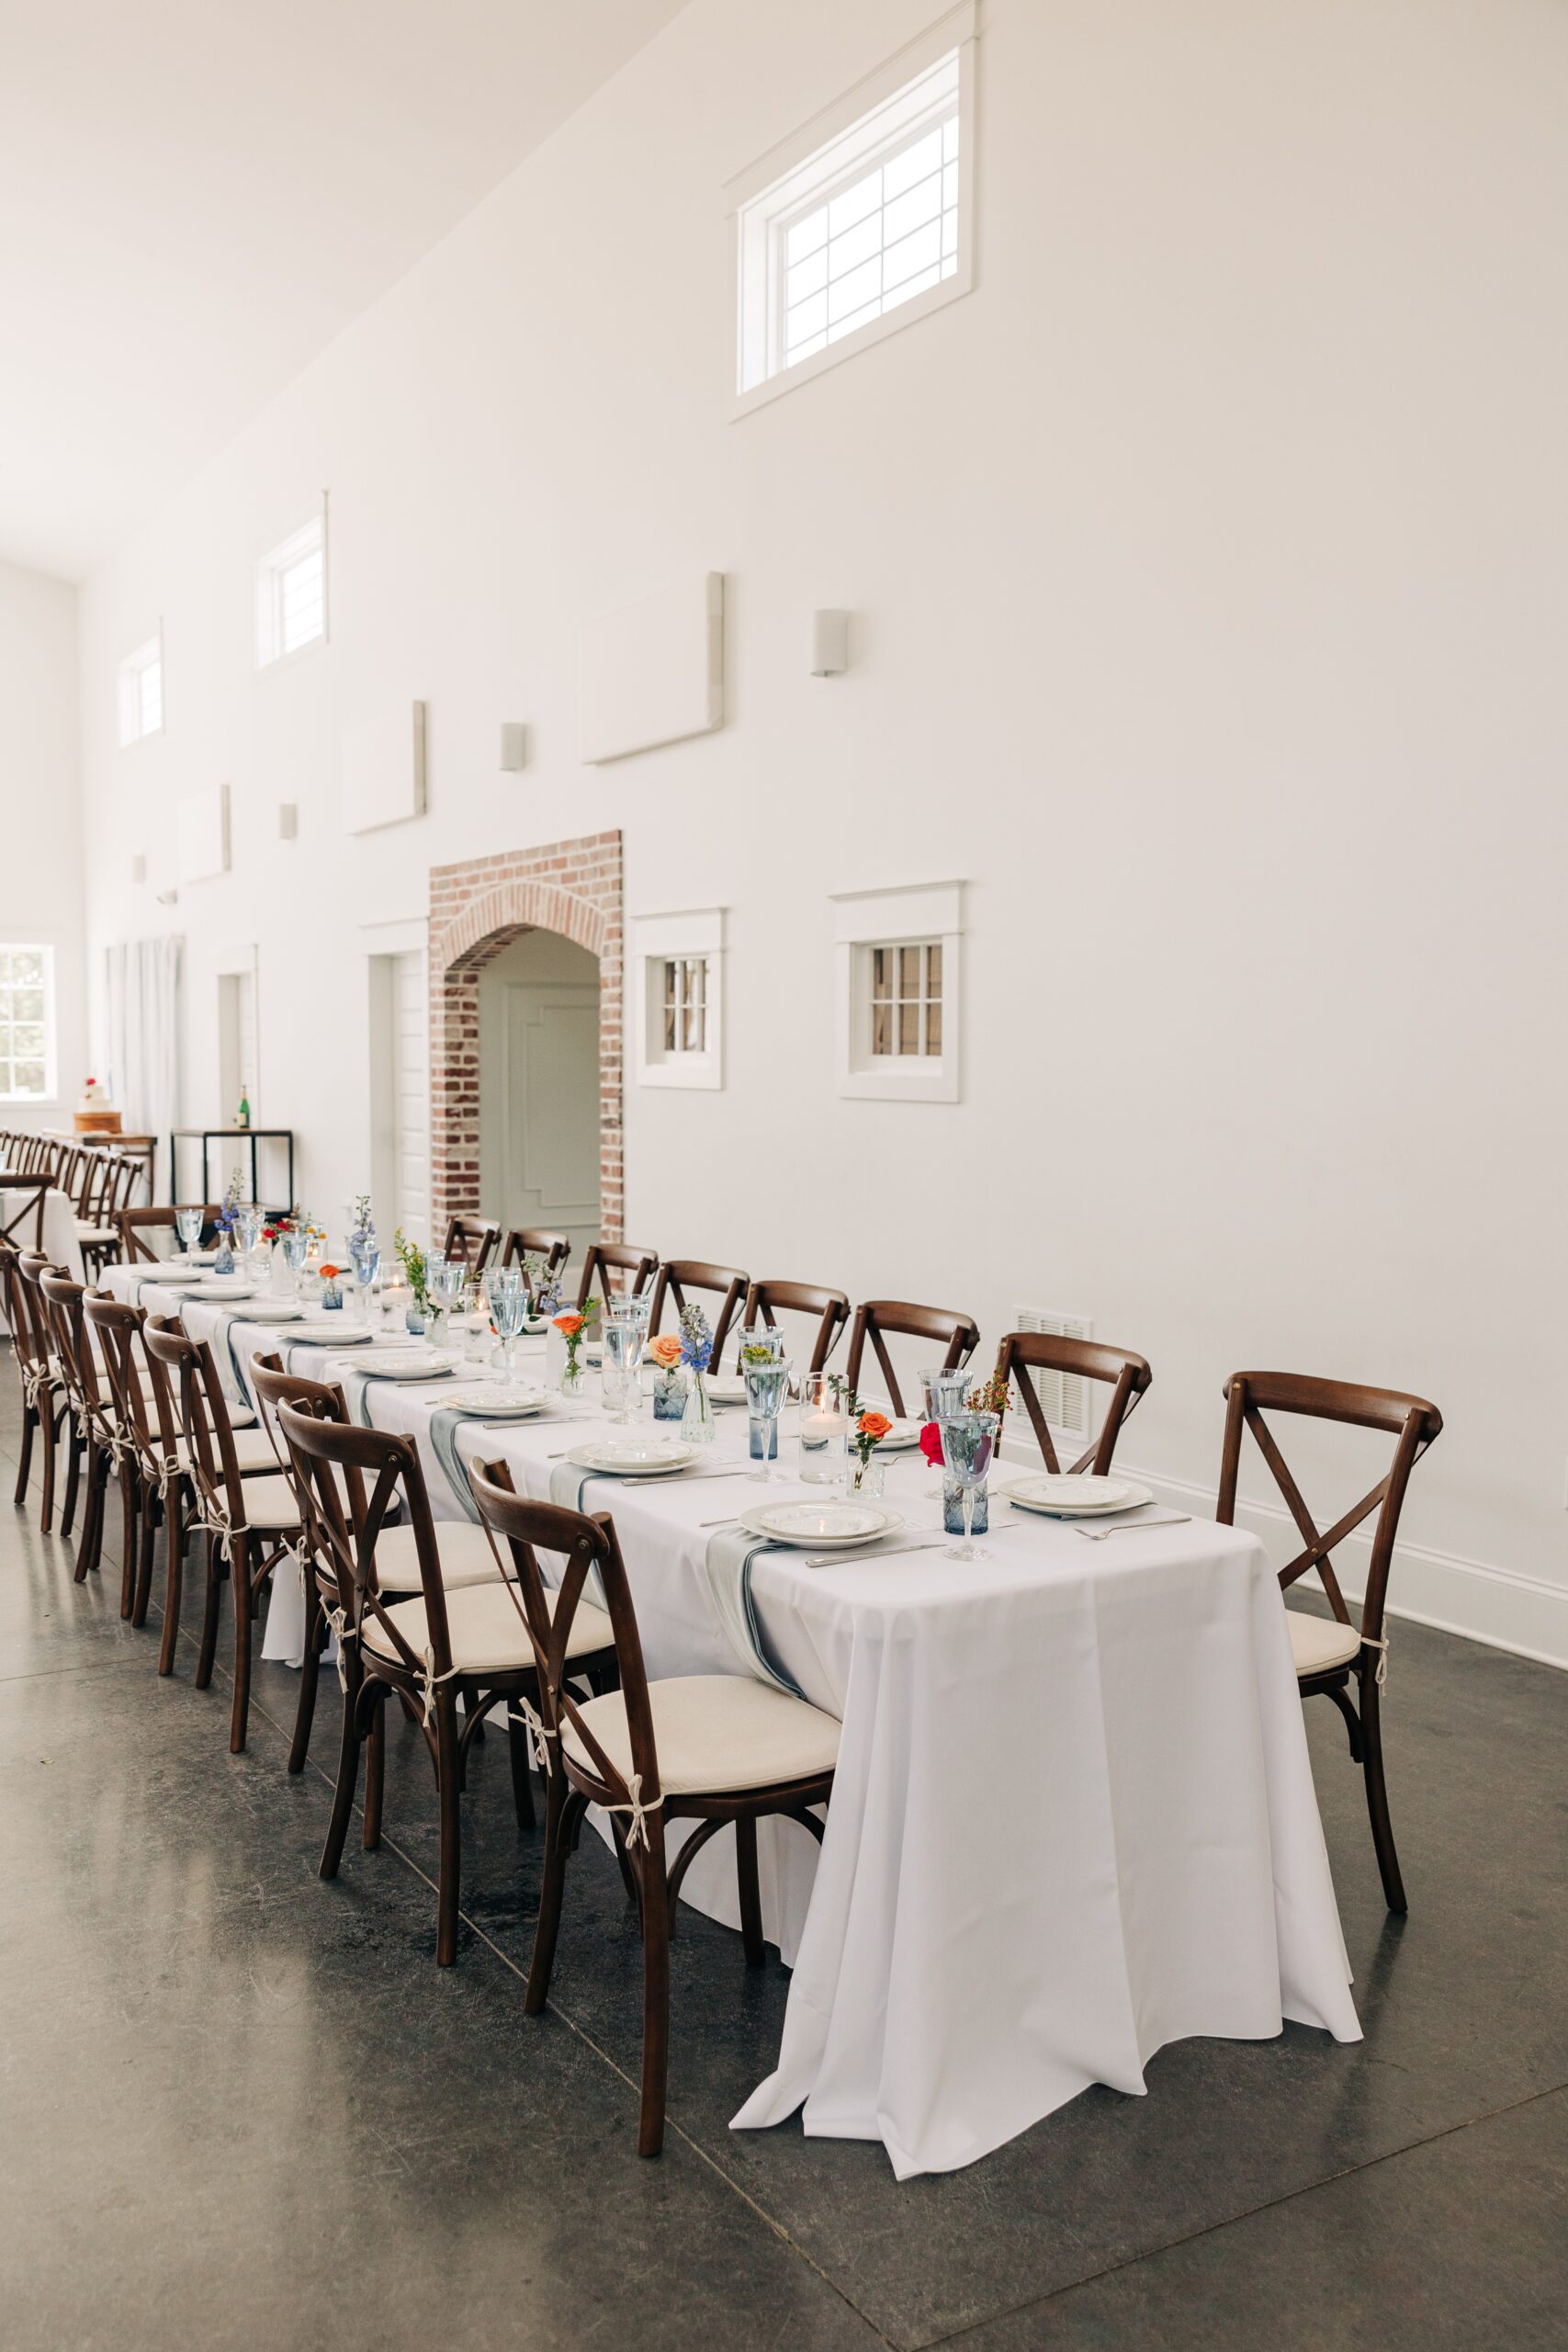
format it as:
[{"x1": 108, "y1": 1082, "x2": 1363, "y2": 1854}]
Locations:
[
  {"x1": 560, "y1": 1353, "x2": 585, "y2": 1401},
  {"x1": 212, "y1": 1238, "x2": 235, "y2": 1276},
  {"x1": 653, "y1": 1369, "x2": 686, "y2": 1421},
  {"x1": 943, "y1": 1472, "x2": 988, "y2": 1534},
  {"x1": 848, "y1": 1454, "x2": 887, "y2": 1500},
  {"x1": 405, "y1": 1304, "x2": 426, "y2": 1336},
  {"x1": 681, "y1": 1370, "x2": 716, "y2": 1446}
]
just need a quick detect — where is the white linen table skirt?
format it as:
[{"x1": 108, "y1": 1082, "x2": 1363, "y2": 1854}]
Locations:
[
  {"x1": 0, "y1": 1184, "x2": 85, "y2": 1328},
  {"x1": 96, "y1": 1284, "x2": 1361, "y2": 2175}
]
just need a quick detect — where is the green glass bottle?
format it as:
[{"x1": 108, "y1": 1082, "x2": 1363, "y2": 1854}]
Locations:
[{"x1": 237, "y1": 1084, "x2": 251, "y2": 1129}]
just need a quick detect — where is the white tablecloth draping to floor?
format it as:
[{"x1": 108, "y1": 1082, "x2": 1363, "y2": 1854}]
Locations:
[
  {"x1": 1, "y1": 1182, "x2": 85, "y2": 1329},
  {"x1": 99, "y1": 1269, "x2": 1362, "y2": 2177}
]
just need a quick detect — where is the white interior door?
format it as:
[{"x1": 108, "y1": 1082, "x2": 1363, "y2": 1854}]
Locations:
[
  {"x1": 497, "y1": 979, "x2": 599, "y2": 1260},
  {"x1": 369, "y1": 948, "x2": 429, "y2": 1247}
]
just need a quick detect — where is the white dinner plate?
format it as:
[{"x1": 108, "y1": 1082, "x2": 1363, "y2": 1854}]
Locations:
[
  {"x1": 355, "y1": 1349, "x2": 453, "y2": 1381},
  {"x1": 291, "y1": 1321, "x2": 374, "y2": 1346},
  {"x1": 739, "y1": 1498, "x2": 905, "y2": 1548},
  {"x1": 1002, "y1": 1474, "x2": 1153, "y2": 1519},
  {"x1": 705, "y1": 1374, "x2": 749, "y2": 1405},
  {"x1": 238, "y1": 1301, "x2": 304, "y2": 1323},
  {"x1": 567, "y1": 1438, "x2": 694, "y2": 1476},
  {"x1": 195, "y1": 1281, "x2": 255, "y2": 1300},
  {"x1": 152, "y1": 1267, "x2": 205, "y2": 1287},
  {"x1": 440, "y1": 1383, "x2": 551, "y2": 1418}
]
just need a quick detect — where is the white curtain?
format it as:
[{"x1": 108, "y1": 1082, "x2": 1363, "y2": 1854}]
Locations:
[{"x1": 104, "y1": 937, "x2": 182, "y2": 1196}]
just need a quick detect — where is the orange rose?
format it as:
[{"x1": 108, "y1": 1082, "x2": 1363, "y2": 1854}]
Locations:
[
  {"x1": 319, "y1": 1264, "x2": 340, "y2": 1281},
  {"x1": 857, "y1": 1410, "x2": 892, "y2": 1442},
  {"x1": 648, "y1": 1333, "x2": 683, "y2": 1370},
  {"x1": 554, "y1": 1313, "x2": 585, "y2": 1337}
]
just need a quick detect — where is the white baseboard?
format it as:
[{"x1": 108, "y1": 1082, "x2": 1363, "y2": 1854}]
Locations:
[{"x1": 995, "y1": 1432, "x2": 1568, "y2": 1671}]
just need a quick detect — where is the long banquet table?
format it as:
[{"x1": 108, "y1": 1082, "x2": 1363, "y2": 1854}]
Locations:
[{"x1": 103, "y1": 1263, "x2": 1363, "y2": 2177}]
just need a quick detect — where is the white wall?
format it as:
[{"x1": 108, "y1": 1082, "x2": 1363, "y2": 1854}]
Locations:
[
  {"x1": 0, "y1": 557, "x2": 84, "y2": 1128},
  {"x1": 74, "y1": 0, "x2": 1568, "y2": 1660}
]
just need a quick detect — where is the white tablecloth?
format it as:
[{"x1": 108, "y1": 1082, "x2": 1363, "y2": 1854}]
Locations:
[
  {"x1": 102, "y1": 1267, "x2": 1362, "y2": 2177},
  {"x1": 1, "y1": 1182, "x2": 85, "y2": 1329}
]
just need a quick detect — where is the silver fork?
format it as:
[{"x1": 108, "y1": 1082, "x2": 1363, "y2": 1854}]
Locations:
[{"x1": 1073, "y1": 1513, "x2": 1190, "y2": 1542}]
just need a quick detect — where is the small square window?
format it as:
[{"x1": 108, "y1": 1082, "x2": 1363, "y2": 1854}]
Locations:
[
  {"x1": 118, "y1": 634, "x2": 163, "y2": 747},
  {"x1": 834, "y1": 882, "x2": 962, "y2": 1103},
  {"x1": 870, "y1": 940, "x2": 942, "y2": 1059},
  {"x1": 256, "y1": 507, "x2": 327, "y2": 668},
  {"x1": 634, "y1": 912, "x2": 725, "y2": 1091}
]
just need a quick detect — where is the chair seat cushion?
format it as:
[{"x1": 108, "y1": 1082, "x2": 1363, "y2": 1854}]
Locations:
[
  {"x1": 373, "y1": 1521, "x2": 512, "y2": 1593},
  {"x1": 229, "y1": 1403, "x2": 257, "y2": 1429},
  {"x1": 217, "y1": 1472, "x2": 300, "y2": 1534},
  {"x1": 561, "y1": 1675, "x2": 840, "y2": 1797},
  {"x1": 175, "y1": 1429, "x2": 276, "y2": 1476},
  {"x1": 361, "y1": 1581, "x2": 614, "y2": 1676},
  {"x1": 1288, "y1": 1612, "x2": 1363, "y2": 1677},
  {"x1": 74, "y1": 1224, "x2": 118, "y2": 1246}
]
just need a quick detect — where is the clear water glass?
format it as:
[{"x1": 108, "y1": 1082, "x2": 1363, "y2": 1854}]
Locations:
[
  {"x1": 603, "y1": 1317, "x2": 643, "y2": 1424},
  {"x1": 175, "y1": 1207, "x2": 202, "y2": 1258},
  {"x1": 744, "y1": 1357, "x2": 794, "y2": 1482},
  {"x1": 351, "y1": 1244, "x2": 380, "y2": 1322},
  {"x1": 938, "y1": 1410, "x2": 998, "y2": 1561},
  {"x1": 919, "y1": 1365, "x2": 972, "y2": 1422},
  {"x1": 491, "y1": 1278, "x2": 530, "y2": 1386},
  {"x1": 281, "y1": 1226, "x2": 310, "y2": 1301}
]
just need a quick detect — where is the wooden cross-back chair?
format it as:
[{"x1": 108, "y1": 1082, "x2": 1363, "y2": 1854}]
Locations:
[
  {"x1": 442, "y1": 1216, "x2": 502, "y2": 1277},
  {"x1": 7, "y1": 1249, "x2": 68, "y2": 1530},
  {"x1": 274, "y1": 1406, "x2": 618, "y2": 1966},
  {"x1": 994, "y1": 1332, "x2": 1154, "y2": 1475},
  {"x1": 737, "y1": 1279, "x2": 851, "y2": 1376},
  {"x1": 843, "y1": 1299, "x2": 980, "y2": 1418},
  {"x1": 0, "y1": 1173, "x2": 50, "y2": 1253},
  {"x1": 253, "y1": 1354, "x2": 528, "y2": 1779},
  {"x1": 1217, "y1": 1369, "x2": 1443, "y2": 1914},
  {"x1": 81, "y1": 1292, "x2": 164, "y2": 1631},
  {"x1": 646, "y1": 1260, "x2": 750, "y2": 1367},
  {"x1": 118, "y1": 1204, "x2": 220, "y2": 1263},
  {"x1": 38, "y1": 1269, "x2": 123, "y2": 1596},
  {"x1": 575, "y1": 1239, "x2": 659, "y2": 1313},
  {"x1": 141, "y1": 1317, "x2": 302, "y2": 1752},
  {"x1": 500, "y1": 1227, "x2": 571, "y2": 1306},
  {"x1": 470, "y1": 1460, "x2": 840, "y2": 2157}
]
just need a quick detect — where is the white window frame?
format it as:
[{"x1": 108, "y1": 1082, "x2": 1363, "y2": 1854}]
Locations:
[
  {"x1": 255, "y1": 499, "x2": 328, "y2": 670},
  {"x1": 631, "y1": 909, "x2": 725, "y2": 1091},
  {"x1": 833, "y1": 881, "x2": 962, "y2": 1103},
  {"x1": 727, "y1": 2, "x2": 976, "y2": 418},
  {"x1": 0, "y1": 942, "x2": 59, "y2": 1105},
  {"x1": 118, "y1": 630, "x2": 164, "y2": 748}
]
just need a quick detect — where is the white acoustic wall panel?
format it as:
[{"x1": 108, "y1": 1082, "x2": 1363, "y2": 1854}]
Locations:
[
  {"x1": 176, "y1": 784, "x2": 231, "y2": 884},
  {"x1": 578, "y1": 572, "x2": 724, "y2": 763},
  {"x1": 342, "y1": 700, "x2": 427, "y2": 834}
]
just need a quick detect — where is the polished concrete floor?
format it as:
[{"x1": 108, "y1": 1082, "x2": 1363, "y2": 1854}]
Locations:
[{"x1": 2, "y1": 1385, "x2": 1565, "y2": 2351}]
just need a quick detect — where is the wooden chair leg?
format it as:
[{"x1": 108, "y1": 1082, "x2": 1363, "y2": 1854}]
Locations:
[
  {"x1": 116, "y1": 1466, "x2": 137, "y2": 1617},
  {"x1": 288, "y1": 1587, "x2": 324, "y2": 1774},
  {"x1": 157, "y1": 1488, "x2": 186, "y2": 1676},
  {"x1": 637, "y1": 1833, "x2": 671, "y2": 2158},
  {"x1": 61, "y1": 1418, "x2": 82, "y2": 1539},
  {"x1": 362, "y1": 1695, "x2": 385, "y2": 1850},
  {"x1": 1359, "y1": 1670, "x2": 1407, "y2": 1914},
  {"x1": 14, "y1": 1401, "x2": 34, "y2": 1507},
  {"x1": 229, "y1": 1536, "x2": 254, "y2": 1753},
  {"x1": 434, "y1": 1694, "x2": 463, "y2": 1965},
  {"x1": 195, "y1": 1533, "x2": 224, "y2": 1690},
  {"x1": 130, "y1": 1489, "x2": 159, "y2": 1627},
  {"x1": 319, "y1": 1665, "x2": 364, "y2": 1882},
  {"x1": 38, "y1": 1393, "x2": 57, "y2": 1534},
  {"x1": 525, "y1": 1775, "x2": 575, "y2": 2016},
  {"x1": 735, "y1": 1815, "x2": 766, "y2": 1968},
  {"x1": 506, "y1": 1704, "x2": 537, "y2": 1832},
  {"x1": 73, "y1": 1444, "x2": 105, "y2": 1582}
]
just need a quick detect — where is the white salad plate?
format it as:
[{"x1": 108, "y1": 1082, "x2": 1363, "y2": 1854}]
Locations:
[
  {"x1": 355, "y1": 1350, "x2": 452, "y2": 1380},
  {"x1": 291, "y1": 1321, "x2": 374, "y2": 1346},
  {"x1": 441, "y1": 1383, "x2": 551, "y2": 1417},
  {"x1": 567, "y1": 1438, "x2": 694, "y2": 1476},
  {"x1": 195, "y1": 1281, "x2": 255, "y2": 1300},
  {"x1": 1001, "y1": 1474, "x2": 1154, "y2": 1519},
  {"x1": 705, "y1": 1374, "x2": 749, "y2": 1405},
  {"x1": 238, "y1": 1301, "x2": 304, "y2": 1323},
  {"x1": 740, "y1": 1499, "x2": 904, "y2": 1548},
  {"x1": 152, "y1": 1267, "x2": 206, "y2": 1286}
]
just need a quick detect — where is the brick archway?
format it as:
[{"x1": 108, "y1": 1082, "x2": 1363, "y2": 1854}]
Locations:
[{"x1": 427, "y1": 831, "x2": 623, "y2": 1244}]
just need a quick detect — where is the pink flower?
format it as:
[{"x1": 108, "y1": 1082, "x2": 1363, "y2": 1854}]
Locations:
[{"x1": 919, "y1": 1422, "x2": 945, "y2": 1466}]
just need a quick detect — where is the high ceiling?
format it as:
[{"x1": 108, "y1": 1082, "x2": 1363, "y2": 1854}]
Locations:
[{"x1": 0, "y1": 0, "x2": 688, "y2": 581}]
